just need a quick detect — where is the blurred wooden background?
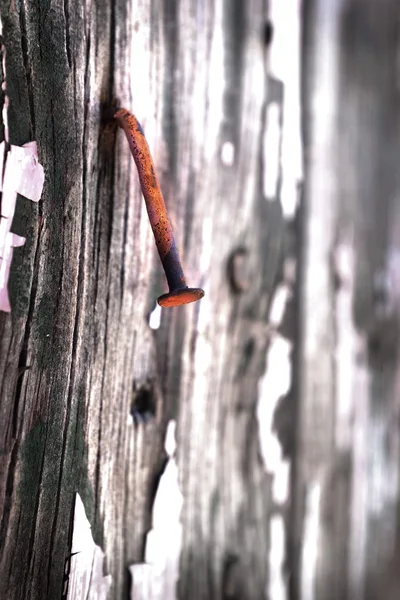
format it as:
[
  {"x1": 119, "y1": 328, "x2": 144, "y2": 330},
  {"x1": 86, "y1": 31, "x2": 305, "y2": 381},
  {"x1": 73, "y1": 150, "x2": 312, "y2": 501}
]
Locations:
[
  {"x1": 294, "y1": 2, "x2": 400, "y2": 600},
  {"x1": 0, "y1": 0, "x2": 399, "y2": 599}
]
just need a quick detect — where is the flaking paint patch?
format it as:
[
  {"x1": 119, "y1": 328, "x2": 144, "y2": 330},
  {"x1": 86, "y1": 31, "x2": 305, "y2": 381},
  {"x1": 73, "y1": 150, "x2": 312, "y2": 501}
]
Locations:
[
  {"x1": 0, "y1": 42, "x2": 44, "y2": 313},
  {"x1": 66, "y1": 494, "x2": 112, "y2": 600},
  {"x1": 0, "y1": 142, "x2": 44, "y2": 312},
  {"x1": 130, "y1": 420, "x2": 183, "y2": 600}
]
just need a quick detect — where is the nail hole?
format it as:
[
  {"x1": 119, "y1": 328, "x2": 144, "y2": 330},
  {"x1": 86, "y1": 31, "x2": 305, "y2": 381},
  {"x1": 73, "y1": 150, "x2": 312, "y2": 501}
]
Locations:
[
  {"x1": 131, "y1": 383, "x2": 156, "y2": 424},
  {"x1": 227, "y1": 247, "x2": 250, "y2": 294},
  {"x1": 236, "y1": 337, "x2": 256, "y2": 381},
  {"x1": 222, "y1": 554, "x2": 242, "y2": 600},
  {"x1": 264, "y1": 20, "x2": 274, "y2": 46}
]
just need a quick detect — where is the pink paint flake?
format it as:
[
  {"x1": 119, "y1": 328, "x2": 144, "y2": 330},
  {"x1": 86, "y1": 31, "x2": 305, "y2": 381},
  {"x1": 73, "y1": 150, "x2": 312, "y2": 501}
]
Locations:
[
  {"x1": 0, "y1": 141, "x2": 44, "y2": 312},
  {"x1": 0, "y1": 41, "x2": 45, "y2": 313}
]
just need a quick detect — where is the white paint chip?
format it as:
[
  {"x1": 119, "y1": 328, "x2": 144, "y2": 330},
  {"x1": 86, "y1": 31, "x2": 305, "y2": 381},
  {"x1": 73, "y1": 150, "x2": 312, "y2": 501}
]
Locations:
[
  {"x1": 258, "y1": 3, "x2": 302, "y2": 595},
  {"x1": 221, "y1": 142, "x2": 235, "y2": 166},
  {"x1": 257, "y1": 334, "x2": 292, "y2": 480},
  {"x1": 164, "y1": 419, "x2": 177, "y2": 457},
  {"x1": 130, "y1": 420, "x2": 183, "y2": 600},
  {"x1": 66, "y1": 493, "x2": 112, "y2": 600},
  {"x1": 149, "y1": 303, "x2": 162, "y2": 329},
  {"x1": 0, "y1": 141, "x2": 44, "y2": 312},
  {"x1": 269, "y1": 515, "x2": 287, "y2": 600},
  {"x1": 1, "y1": 142, "x2": 45, "y2": 202},
  {"x1": 0, "y1": 40, "x2": 45, "y2": 312},
  {"x1": 301, "y1": 483, "x2": 321, "y2": 600},
  {"x1": 269, "y1": 283, "x2": 291, "y2": 326}
]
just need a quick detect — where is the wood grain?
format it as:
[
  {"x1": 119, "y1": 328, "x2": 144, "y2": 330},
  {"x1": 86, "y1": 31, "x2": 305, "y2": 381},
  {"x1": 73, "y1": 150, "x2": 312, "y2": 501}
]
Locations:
[{"x1": 0, "y1": 1, "x2": 277, "y2": 599}]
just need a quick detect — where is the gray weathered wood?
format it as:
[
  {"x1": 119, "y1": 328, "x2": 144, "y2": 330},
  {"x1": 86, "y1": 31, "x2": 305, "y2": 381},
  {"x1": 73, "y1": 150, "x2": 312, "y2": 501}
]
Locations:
[
  {"x1": 0, "y1": 1, "x2": 278, "y2": 599},
  {"x1": 294, "y1": 1, "x2": 400, "y2": 599}
]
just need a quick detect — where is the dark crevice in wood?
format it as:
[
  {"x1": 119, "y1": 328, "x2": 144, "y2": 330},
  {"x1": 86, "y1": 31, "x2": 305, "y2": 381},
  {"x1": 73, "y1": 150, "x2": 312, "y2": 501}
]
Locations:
[
  {"x1": 120, "y1": 185, "x2": 129, "y2": 306},
  {"x1": 92, "y1": 174, "x2": 103, "y2": 305},
  {"x1": 11, "y1": 370, "x2": 26, "y2": 441},
  {"x1": 94, "y1": 385, "x2": 105, "y2": 525},
  {"x1": 264, "y1": 20, "x2": 273, "y2": 47}
]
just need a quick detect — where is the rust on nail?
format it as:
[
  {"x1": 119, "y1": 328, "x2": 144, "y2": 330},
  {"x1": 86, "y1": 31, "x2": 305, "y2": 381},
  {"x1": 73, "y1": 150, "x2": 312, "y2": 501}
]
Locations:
[{"x1": 114, "y1": 108, "x2": 205, "y2": 307}]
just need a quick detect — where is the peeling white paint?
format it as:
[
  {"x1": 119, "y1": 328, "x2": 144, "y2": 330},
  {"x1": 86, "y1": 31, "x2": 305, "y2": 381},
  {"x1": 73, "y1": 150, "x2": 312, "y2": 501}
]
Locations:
[
  {"x1": 0, "y1": 41, "x2": 45, "y2": 313},
  {"x1": 149, "y1": 304, "x2": 162, "y2": 329},
  {"x1": 221, "y1": 142, "x2": 235, "y2": 166},
  {"x1": 301, "y1": 482, "x2": 321, "y2": 600},
  {"x1": 269, "y1": 515, "x2": 287, "y2": 600},
  {"x1": 260, "y1": 1, "x2": 302, "y2": 598},
  {"x1": 269, "y1": 283, "x2": 291, "y2": 326},
  {"x1": 0, "y1": 141, "x2": 44, "y2": 312},
  {"x1": 67, "y1": 494, "x2": 112, "y2": 600},
  {"x1": 130, "y1": 420, "x2": 183, "y2": 600},
  {"x1": 268, "y1": 0, "x2": 303, "y2": 219}
]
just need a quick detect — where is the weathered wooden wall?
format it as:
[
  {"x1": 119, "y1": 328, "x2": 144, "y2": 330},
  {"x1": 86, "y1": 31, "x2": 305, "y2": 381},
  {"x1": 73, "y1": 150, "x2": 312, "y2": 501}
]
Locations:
[
  {"x1": 3, "y1": 0, "x2": 399, "y2": 599},
  {"x1": 293, "y1": 1, "x2": 400, "y2": 599},
  {"x1": 0, "y1": 1, "x2": 278, "y2": 599}
]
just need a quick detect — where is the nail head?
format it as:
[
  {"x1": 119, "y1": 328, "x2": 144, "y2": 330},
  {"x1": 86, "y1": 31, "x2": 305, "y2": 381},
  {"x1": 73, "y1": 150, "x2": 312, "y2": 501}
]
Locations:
[{"x1": 157, "y1": 287, "x2": 205, "y2": 308}]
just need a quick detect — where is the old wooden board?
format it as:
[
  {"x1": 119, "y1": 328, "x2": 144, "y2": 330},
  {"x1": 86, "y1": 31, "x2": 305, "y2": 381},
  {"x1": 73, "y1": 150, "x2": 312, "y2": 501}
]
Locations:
[
  {"x1": 293, "y1": 1, "x2": 400, "y2": 599},
  {"x1": 0, "y1": 1, "x2": 281, "y2": 599}
]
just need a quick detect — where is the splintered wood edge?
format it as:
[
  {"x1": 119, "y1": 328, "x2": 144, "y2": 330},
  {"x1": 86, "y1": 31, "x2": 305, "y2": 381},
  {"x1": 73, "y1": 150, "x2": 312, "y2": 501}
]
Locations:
[{"x1": 66, "y1": 494, "x2": 112, "y2": 600}]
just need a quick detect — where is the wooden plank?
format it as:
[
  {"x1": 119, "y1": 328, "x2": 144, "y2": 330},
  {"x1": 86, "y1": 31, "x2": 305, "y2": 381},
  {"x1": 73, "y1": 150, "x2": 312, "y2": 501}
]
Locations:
[
  {"x1": 157, "y1": 2, "x2": 280, "y2": 598},
  {"x1": 293, "y1": 1, "x2": 342, "y2": 596},
  {"x1": 340, "y1": 3, "x2": 400, "y2": 599},
  {"x1": 295, "y1": 1, "x2": 400, "y2": 599},
  {"x1": 0, "y1": 1, "x2": 280, "y2": 599},
  {"x1": 0, "y1": 1, "x2": 165, "y2": 598}
]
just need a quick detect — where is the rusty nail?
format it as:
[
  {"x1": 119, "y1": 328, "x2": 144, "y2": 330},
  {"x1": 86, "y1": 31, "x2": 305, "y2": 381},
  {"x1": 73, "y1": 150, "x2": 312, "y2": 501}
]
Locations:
[{"x1": 114, "y1": 108, "x2": 205, "y2": 308}]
